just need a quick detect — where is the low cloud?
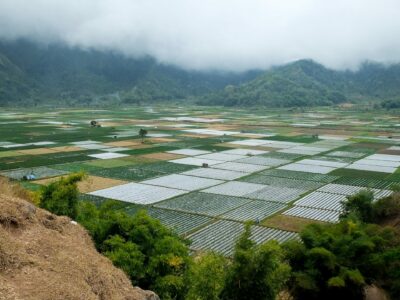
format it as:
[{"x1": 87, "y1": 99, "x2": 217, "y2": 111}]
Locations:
[{"x1": 1, "y1": 0, "x2": 399, "y2": 71}]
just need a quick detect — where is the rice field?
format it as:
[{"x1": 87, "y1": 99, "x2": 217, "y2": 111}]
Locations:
[{"x1": 1, "y1": 105, "x2": 399, "y2": 254}]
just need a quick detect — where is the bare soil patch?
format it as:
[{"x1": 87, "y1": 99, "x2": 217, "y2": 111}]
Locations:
[
  {"x1": 50, "y1": 146, "x2": 84, "y2": 152},
  {"x1": 262, "y1": 214, "x2": 324, "y2": 232},
  {"x1": 147, "y1": 137, "x2": 178, "y2": 143},
  {"x1": 0, "y1": 192, "x2": 158, "y2": 300},
  {"x1": 17, "y1": 148, "x2": 58, "y2": 155},
  {"x1": 34, "y1": 175, "x2": 127, "y2": 193}
]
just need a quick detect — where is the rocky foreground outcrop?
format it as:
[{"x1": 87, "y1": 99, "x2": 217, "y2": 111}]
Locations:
[{"x1": 0, "y1": 193, "x2": 159, "y2": 300}]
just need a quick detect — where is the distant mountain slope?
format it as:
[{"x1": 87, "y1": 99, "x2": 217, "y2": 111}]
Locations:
[
  {"x1": 0, "y1": 40, "x2": 259, "y2": 105},
  {"x1": 0, "y1": 51, "x2": 37, "y2": 105},
  {"x1": 199, "y1": 60, "x2": 400, "y2": 107},
  {"x1": 199, "y1": 60, "x2": 347, "y2": 106},
  {"x1": 1, "y1": 39, "x2": 400, "y2": 107}
]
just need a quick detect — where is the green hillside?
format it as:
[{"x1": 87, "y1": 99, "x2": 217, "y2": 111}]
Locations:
[
  {"x1": 1, "y1": 40, "x2": 400, "y2": 107},
  {"x1": 0, "y1": 40, "x2": 259, "y2": 106},
  {"x1": 199, "y1": 60, "x2": 400, "y2": 107}
]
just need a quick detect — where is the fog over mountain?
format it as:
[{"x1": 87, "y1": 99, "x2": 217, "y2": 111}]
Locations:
[{"x1": 1, "y1": 0, "x2": 400, "y2": 72}]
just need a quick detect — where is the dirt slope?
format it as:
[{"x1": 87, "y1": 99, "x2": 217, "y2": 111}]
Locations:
[{"x1": 0, "y1": 193, "x2": 159, "y2": 300}]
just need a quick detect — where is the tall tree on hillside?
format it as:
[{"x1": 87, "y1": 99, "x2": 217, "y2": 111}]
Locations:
[
  {"x1": 221, "y1": 223, "x2": 290, "y2": 300},
  {"x1": 283, "y1": 219, "x2": 400, "y2": 300},
  {"x1": 139, "y1": 128, "x2": 148, "y2": 143}
]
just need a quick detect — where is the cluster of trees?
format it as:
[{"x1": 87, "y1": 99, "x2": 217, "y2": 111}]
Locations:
[
  {"x1": 38, "y1": 174, "x2": 400, "y2": 299},
  {"x1": 378, "y1": 98, "x2": 400, "y2": 109}
]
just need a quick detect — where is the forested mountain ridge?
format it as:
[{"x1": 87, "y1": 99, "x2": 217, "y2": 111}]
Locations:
[
  {"x1": 1, "y1": 39, "x2": 400, "y2": 107},
  {"x1": 199, "y1": 60, "x2": 400, "y2": 107},
  {"x1": 0, "y1": 40, "x2": 259, "y2": 105}
]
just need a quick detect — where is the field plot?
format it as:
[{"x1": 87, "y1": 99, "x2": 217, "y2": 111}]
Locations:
[
  {"x1": 333, "y1": 176, "x2": 396, "y2": 189},
  {"x1": 195, "y1": 152, "x2": 247, "y2": 162},
  {"x1": 183, "y1": 129, "x2": 240, "y2": 136},
  {"x1": 283, "y1": 206, "x2": 340, "y2": 223},
  {"x1": 279, "y1": 146, "x2": 329, "y2": 156},
  {"x1": 85, "y1": 158, "x2": 137, "y2": 168},
  {"x1": 241, "y1": 174, "x2": 323, "y2": 190},
  {"x1": 245, "y1": 185, "x2": 305, "y2": 203},
  {"x1": 146, "y1": 208, "x2": 213, "y2": 235},
  {"x1": 142, "y1": 174, "x2": 224, "y2": 191},
  {"x1": 155, "y1": 192, "x2": 250, "y2": 216},
  {"x1": 262, "y1": 169, "x2": 339, "y2": 182},
  {"x1": 103, "y1": 147, "x2": 132, "y2": 152},
  {"x1": 229, "y1": 139, "x2": 271, "y2": 146},
  {"x1": 79, "y1": 143, "x2": 111, "y2": 150},
  {"x1": 16, "y1": 147, "x2": 59, "y2": 155},
  {"x1": 89, "y1": 182, "x2": 188, "y2": 204},
  {"x1": 169, "y1": 157, "x2": 224, "y2": 166},
  {"x1": 180, "y1": 168, "x2": 247, "y2": 180},
  {"x1": 88, "y1": 152, "x2": 130, "y2": 160},
  {"x1": 296, "y1": 158, "x2": 348, "y2": 168},
  {"x1": 278, "y1": 163, "x2": 336, "y2": 174},
  {"x1": 188, "y1": 220, "x2": 298, "y2": 256},
  {"x1": 235, "y1": 156, "x2": 290, "y2": 167},
  {"x1": 344, "y1": 154, "x2": 400, "y2": 173},
  {"x1": 345, "y1": 163, "x2": 397, "y2": 173},
  {"x1": 167, "y1": 149, "x2": 211, "y2": 156},
  {"x1": 138, "y1": 161, "x2": 196, "y2": 174},
  {"x1": 89, "y1": 166, "x2": 164, "y2": 181},
  {"x1": 211, "y1": 161, "x2": 270, "y2": 173},
  {"x1": 71, "y1": 140, "x2": 101, "y2": 145},
  {"x1": 262, "y1": 151, "x2": 305, "y2": 160},
  {"x1": 327, "y1": 151, "x2": 365, "y2": 159},
  {"x1": 293, "y1": 191, "x2": 346, "y2": 211},
  {"x1": 202, "y1": 181, "x2": 267, "y2": 197},
  {"x1": 220, "y1": 148, "x2": 268, "y2": 155},
  {"x1": 221, "y1": 200, "x2": 286, "y2": 221},
  {"x1": 138, "y1": 152, "x2": 185, "y2": 160},
  {"x1": 0, "y1": 166, "x2": 68, "y2": 180},
  {"x1": 317, "y1": 183, "x2": 392, "y2": 199}
]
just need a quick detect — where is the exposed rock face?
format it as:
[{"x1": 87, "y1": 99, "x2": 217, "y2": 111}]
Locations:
[{"x1": 0, "y1": 193, "x2": 159, "y2": 300}]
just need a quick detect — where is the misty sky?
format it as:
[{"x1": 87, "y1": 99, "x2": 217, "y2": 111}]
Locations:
[{"x1": 0, "y1": 0, "x2": 400, "y2": 71}]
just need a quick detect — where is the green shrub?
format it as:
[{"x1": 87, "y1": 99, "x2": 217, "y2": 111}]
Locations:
[{"x1": 39, "y1": 172, "x2": 85, "y2": 219}]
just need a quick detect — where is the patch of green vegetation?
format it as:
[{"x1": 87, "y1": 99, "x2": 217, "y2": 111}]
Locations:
[
  {"x1": 264, "y1": 134, "x2": 320, "y2": 143},
  {"x1": 329, "y1": 168, "x2": 389, "y2": 180},
  {"x1": 84, "y1": 158, "x2": 136, "y2": 168},
  {"x1": 52, "y1": 162, "x2": 103, "y2": 173},
  {"x1": 138, "y1": 161, "x2": 197, "y2": 174},
  {"x1": 89, "y1": 165, "x2": 164, "y2": 181},
  {"x1": 19, "y1": 180, "x2": 42, "y2": 191}
]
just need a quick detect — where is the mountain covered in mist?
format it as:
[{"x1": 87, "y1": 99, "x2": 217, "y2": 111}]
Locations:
[
  {"x1": 1, "y1": 40, "x2": 400, "y2": 107},
  {"x1": 0, "y1": 40, "x2": 259, "y2": 106},
  {"x1": 199, "y1": 60, "x2": 400, "y2": 107}
]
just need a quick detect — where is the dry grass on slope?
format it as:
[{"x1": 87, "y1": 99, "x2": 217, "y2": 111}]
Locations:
[{"x1": 0, "y1": 188, "x2": 158, "y2": 300}]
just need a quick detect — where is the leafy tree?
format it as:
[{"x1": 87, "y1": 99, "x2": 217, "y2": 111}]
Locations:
[
  {"x1": 103, "y1": 235, "x2": 145, "y2": 284},
  {"x1": 284, "y1": 220, "x2": 400, "y2": 300},
  {"x1": 340, "y1": 190, "x2": 400, "y2": 225},
  {"x1": 221, "y1": 223, "x2": 290, "y2": 300},
  {"x1": 39, "y1": 172, "x2": 85, "y2": 219},
  {"x1": 77, "y1": 202, "x2": 191, "y2": 299},
  {"x1": 373, "y1": 191, "x2": 400, "y2": 224},
  {"x1": 138, "y1": 128, "x2": 148, "y2": 143},
  {"x1": 340, "y1": 190, "x2": 375, "y2": 222},
  {"x1": 186, "y1": 252, "x2": 227, "y2": 300}
]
